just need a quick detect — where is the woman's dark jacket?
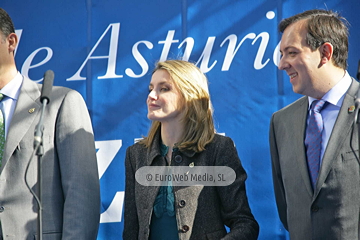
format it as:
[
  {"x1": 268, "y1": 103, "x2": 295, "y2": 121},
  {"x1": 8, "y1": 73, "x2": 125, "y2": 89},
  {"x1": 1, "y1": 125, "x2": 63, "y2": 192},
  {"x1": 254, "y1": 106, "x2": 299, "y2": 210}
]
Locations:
[{"x1": 123, "y1": 131, "x2": 259, "y2": 240}]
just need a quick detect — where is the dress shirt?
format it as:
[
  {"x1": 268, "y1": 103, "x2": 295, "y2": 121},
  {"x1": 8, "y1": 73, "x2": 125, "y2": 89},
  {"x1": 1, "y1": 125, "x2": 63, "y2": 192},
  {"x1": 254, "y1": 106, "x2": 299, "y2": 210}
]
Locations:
[
  {"x1": 307, "y1": 71, "x2": 352, "y2": 165},
  {"x1": 0, "y1": 72, "x2": 23, "y2": 138}
]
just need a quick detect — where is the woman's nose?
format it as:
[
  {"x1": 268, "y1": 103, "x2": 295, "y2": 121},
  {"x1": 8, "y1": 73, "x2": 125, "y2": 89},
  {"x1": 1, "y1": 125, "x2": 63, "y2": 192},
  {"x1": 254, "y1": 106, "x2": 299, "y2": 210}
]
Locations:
[{"x1": 148, "y1": 90, "x2": 158, "y2": 100}]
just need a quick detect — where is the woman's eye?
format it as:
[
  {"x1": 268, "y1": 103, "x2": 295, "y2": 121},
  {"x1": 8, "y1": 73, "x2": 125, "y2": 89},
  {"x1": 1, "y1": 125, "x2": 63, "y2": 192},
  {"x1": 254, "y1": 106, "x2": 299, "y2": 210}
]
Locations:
[{"x1": 160, "y1": 88, "x2": 169, "y2": 92}]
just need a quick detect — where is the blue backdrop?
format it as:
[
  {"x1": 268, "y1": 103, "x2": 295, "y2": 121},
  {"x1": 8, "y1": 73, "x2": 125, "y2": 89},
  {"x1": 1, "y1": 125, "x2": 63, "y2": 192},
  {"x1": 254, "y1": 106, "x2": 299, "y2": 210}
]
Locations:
[{"x1": 3, "y1": 0, "x2": 360, "y2": 239}]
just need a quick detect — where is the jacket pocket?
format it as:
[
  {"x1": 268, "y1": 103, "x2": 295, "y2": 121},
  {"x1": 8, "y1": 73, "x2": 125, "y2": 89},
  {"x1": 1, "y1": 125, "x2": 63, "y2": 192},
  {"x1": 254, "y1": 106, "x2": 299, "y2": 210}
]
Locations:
[{"x1": 341, "y1": 150, "x2": 359, "y2": 162}]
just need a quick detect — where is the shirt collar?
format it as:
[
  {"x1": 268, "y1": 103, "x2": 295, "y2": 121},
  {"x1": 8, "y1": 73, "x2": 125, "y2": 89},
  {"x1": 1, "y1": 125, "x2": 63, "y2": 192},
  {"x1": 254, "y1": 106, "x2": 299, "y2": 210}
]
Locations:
[
  {"x1": 307, "y1": 70, "x2": 352, "y2": 109},
  {"x1": 1, "y1": 72, "x2": 23, "y2": 101}
]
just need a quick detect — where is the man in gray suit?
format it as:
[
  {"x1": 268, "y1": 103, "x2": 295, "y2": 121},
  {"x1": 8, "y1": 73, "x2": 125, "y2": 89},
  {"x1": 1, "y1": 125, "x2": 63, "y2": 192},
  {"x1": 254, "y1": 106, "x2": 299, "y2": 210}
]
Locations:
[
  {"x1": 270, "y1": 9, "x2": 360, "y2": 239},
  {"x1": 0, "y1": 8, "x2": 100, "y2": 239}
]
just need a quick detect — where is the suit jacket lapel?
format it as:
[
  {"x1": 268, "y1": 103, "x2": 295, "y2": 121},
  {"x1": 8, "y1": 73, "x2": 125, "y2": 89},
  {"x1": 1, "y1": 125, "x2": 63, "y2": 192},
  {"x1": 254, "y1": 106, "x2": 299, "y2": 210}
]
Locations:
[
  {"x1": 2, "y1": 78, "x2": 41, "y2": 168},
  {"x1": 314, "y1": 78, "x2": 359, "y2": 197}
]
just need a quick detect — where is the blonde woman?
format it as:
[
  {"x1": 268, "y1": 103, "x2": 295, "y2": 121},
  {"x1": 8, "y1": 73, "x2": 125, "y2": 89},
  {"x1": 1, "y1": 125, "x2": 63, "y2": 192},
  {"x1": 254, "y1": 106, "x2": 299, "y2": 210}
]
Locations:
[{"x1": 123, "y1": 60, "x2": 259, "y2": 240}]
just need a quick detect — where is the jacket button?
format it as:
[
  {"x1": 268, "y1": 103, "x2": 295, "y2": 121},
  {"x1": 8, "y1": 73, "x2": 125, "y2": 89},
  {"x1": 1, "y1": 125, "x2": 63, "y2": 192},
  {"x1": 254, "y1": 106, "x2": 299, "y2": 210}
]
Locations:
[
  {"x1": 181, "y1": 225, "x2": 189, "y2": 233},
  {"x1": 179, "y1": 200, "x2": 186, "y2": 208},
  {"x1": 174, "y1": 155, "x2": 182, "y2": 163},
  {"x1": 311, "y1": 206, "x2": 319, "y2": 212},
  {"x1": 0, "y1": 206, "x2": 4, "y2": 212}
]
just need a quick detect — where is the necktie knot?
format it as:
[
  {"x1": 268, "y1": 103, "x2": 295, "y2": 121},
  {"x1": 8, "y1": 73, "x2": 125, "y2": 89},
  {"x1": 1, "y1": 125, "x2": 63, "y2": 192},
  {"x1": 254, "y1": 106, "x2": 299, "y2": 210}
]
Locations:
[
  {"x1": 311, "y1": 99, "x2": 327, "y2": 113},
  {"x1": 0, "y1": 93, "x2": 7, "y2": 102}
]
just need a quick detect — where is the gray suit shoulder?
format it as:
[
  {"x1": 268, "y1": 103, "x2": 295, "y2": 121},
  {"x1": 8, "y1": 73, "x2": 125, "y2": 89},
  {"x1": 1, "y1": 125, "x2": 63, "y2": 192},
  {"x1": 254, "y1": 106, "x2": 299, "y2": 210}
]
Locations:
[
  {"x1": 273, "y1": 96, "x2": 307, "y2": 117},
  {"x1": 36, "y1": 82, "x2": 80, "y2": 98}
]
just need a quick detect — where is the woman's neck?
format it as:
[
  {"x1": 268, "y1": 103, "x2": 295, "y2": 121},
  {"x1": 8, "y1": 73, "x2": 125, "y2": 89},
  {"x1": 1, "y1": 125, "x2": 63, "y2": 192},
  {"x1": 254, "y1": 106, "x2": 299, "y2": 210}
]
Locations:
[{"x1": 161, "y1": 120, "x2": 184, "y2": 160}]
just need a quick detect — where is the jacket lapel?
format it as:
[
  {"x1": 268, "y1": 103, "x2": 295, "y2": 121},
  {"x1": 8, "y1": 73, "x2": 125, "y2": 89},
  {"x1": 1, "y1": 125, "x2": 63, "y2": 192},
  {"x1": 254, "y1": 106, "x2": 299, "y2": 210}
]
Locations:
[
  {"x1": 2, "y1": 78, "x2": 41, "y2": 168},
  {"x1": 314, "y1": 78, "x2": 359, "y2": 197}
]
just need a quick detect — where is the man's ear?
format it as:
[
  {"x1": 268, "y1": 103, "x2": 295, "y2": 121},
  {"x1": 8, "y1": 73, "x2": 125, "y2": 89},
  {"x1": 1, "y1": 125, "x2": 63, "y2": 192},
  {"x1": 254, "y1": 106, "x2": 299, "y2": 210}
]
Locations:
[
  {"x1": 7, "y1": 33, "x2": 18, "y2": 54},
  {"x1": 320, "y1": 42, "x2": 333, "y2": 65}
]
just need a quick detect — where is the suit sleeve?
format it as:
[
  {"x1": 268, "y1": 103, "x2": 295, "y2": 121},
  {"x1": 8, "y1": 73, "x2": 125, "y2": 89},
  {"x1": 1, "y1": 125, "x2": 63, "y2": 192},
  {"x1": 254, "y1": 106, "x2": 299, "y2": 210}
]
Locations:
[
  {"x1": 55, "y1": 90, "x2": 100, "y2": 239},
  {"x1": 216, "y1": 137, "x2": 259, "y2": 240},
  {"x1": 269, "y1": 113, "x2": 288, "y2": 230},
  {"x1": 123, "y1": 146, "x2": 140, "y2": 239}
]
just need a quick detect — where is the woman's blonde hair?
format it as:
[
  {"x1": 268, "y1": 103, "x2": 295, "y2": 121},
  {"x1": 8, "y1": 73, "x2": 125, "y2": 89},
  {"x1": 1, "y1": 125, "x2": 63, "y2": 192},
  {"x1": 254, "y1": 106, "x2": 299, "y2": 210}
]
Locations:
[{"x1": 140, "y1": 60, "x2": 215, "y2": 152}]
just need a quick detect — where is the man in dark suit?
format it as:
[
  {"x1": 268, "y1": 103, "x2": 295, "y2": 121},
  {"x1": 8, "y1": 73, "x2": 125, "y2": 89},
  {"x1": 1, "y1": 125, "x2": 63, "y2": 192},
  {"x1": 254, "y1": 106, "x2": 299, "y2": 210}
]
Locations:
[
  {"x1": 270, "y1": 9, "x2": 360, "y2": 239},
  {"x1": 0, "y1": 8, "x2": 100, "y2": 239}
]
